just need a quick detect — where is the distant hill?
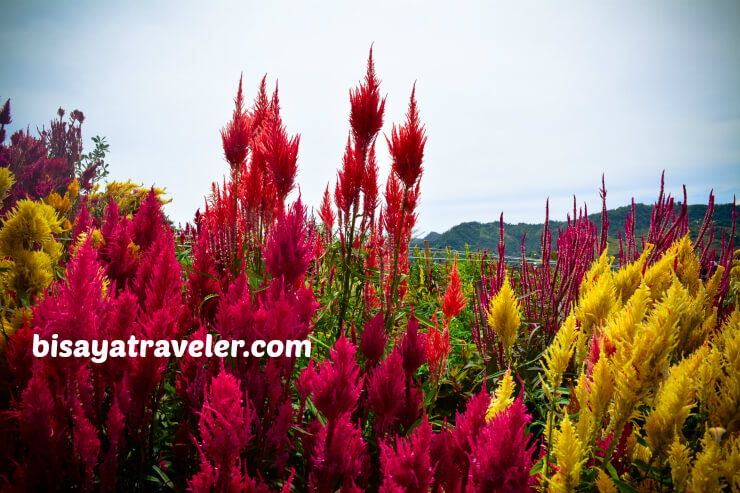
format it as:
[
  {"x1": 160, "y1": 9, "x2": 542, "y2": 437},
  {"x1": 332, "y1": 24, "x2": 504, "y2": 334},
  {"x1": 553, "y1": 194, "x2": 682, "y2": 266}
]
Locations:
[{"x1": 414, "y1": 203, "x2": 737, "y2": 258}]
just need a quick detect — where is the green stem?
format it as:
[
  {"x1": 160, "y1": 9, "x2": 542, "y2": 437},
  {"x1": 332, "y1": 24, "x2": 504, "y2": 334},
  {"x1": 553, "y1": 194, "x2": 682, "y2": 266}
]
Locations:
[
  {"x1": 337, "y1": 204, "x2": 358, "y2": 336},
  {"x1": 385, "y1": 186, "x2": 409, "y2": 330}
]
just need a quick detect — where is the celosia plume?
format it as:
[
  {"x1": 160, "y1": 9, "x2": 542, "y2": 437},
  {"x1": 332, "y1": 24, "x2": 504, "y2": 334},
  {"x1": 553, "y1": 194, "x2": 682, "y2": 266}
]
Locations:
[
  {"x1": 442, "y1": 256, "x2": 467, "y2": 322},
  {"x1": 386, "y1": 84, "x2": 426, "y2": 189},
  {"x1": 349, "y1": 46, "x2": 386, "y2": 152},
  {"x1": 486, "y1": 275, "x2": 522, "y2": 361}
]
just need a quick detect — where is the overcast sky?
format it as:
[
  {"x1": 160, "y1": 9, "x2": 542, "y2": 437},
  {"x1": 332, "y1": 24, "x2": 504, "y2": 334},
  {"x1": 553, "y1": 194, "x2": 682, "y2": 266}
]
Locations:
[{"x1": 2, "y1": 0, "x2": 738, "y2": 235}]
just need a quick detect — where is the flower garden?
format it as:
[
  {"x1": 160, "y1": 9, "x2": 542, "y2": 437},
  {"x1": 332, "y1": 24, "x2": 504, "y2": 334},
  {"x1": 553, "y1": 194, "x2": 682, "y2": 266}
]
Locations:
[{"x1": 0, "y1": 50, "x2": 738, "y2": 492}]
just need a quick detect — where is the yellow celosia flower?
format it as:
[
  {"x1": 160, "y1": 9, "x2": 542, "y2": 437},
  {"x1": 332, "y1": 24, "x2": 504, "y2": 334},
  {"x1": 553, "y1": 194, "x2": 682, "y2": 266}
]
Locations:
[
  {"x1": 0, "y1": 167, "x2": 15, "y2": 204},
  {"x1": 486, "y1": 367, "x2": 515, "y2": 421},
  {"x1": 542, "y1": 312, "x2": 577, "y2": 394},
  {"x1": 689, "y1": 429, "x2": 723, "y2": 492},
  {"x1": 575, "y1": 269, "x2": 616, "y2": 366},
  {"x1": 642, "y1": 242, "x2": 678, "y2": 302},
  {"x1": 673, "y1": 235, "x2": 701, "y2": 296},
  {"x1": 612, "y1": 245, "x2": 651, "y2": 304},
  {"x1": 668, "y1": 439, "x2": 691, "y2": 493},
  {"x1": 644, "y1": 353, "x2": 697, "y2": 457},
  {"x1": 549, "y1": 415, "x2": 586, "y2": 493},
  {"x1": 68, "y1": 178, "x2": 79, "y2": 199},
  {"x1": 90, "y1": 229, "x2": 105, "y2": 250},
  {"x1": 44, "y1": 191, "x2": 72, "y2": 214},
  {"x1": 0, "y1": 200, "x2": 63, "y2": 301},
  {"x1": 96, "y1": 180, "x2": 171, "y2": 215},
  {"x1": 721, "y1": 433, "x2": 740, "y2": 492},
  {"x1": 486, "y1": 275, "x2": 521, "y2": 360},
  {"x1": 594, "y1": 470, "x2": 618, "y2": 493}
]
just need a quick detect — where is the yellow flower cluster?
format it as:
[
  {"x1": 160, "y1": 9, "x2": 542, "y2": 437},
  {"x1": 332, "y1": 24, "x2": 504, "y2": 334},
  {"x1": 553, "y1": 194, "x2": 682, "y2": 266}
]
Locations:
[
  {"x1": 0, "y1": 198, "x2": 63, "y2": 349},
  {"x1": 486, "y1": 275, "x2": 521, "y2": 361},
  {"x1": 486, "y1": 366, "x2": 515, "y2": 421},
  {"x1": 543, "y1": 235, "x2": 740, "y2": 491},
  {"x1": 0, "y1": 168, "x2": 15, "y2": 204},
  {"x1": 91, "y1": 180, "x2": 170, "y2": 216}
]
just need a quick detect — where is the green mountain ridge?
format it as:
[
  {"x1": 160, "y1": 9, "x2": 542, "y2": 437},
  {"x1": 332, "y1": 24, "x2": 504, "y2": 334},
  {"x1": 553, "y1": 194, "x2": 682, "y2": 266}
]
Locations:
[{"x1": 414, "y1": 203, "x2": 737, "y2": 258}]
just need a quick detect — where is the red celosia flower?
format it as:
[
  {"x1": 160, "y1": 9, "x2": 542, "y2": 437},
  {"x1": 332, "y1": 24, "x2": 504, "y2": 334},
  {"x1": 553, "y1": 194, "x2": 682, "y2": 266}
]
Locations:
[
  {"x1": 336, "y1": 135, "x2": 364, "y2": 217},
  {"x1": 360, "y1": 311, "x2": 387, "y2": 368},
  {"x1": 311, "y1": 335, "x2": 362, "y2": 422},
  {"x1": 259, "y1": 84, "x2": 300, "y2": 203},
  {"x1": 442, "y1": 257, "x2": 468, "y2": 322},
  {"x1": 349, "y1": 46, "x2": 386, "y2": 152},
  {"x1": 318, "y1": 184, "x2": 335, "y2": 238},
  {"x1": 399, "y1": 312, "x2": 426, "y2": 376},
  {"x1": 386, "y1": 84, "x2": 426, "y2": 189},
  {"x1": 220, "y1": 75, "x2": 251, "y2": 173},
  {"x1": 426, "y1": 314, "x2": 450, "y2": 384},
  {"x1": 362, "y1": 142, "x2": 380, "y2": 222},
  {"x1": 263, "y1": 198, "x2": 312, "y2": 286}
]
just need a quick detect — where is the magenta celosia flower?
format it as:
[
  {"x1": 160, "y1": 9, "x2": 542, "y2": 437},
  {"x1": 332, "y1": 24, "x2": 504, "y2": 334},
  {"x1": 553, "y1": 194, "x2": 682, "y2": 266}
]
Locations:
[
  {"x1": 306, "y1": 412, "x2": 369, "y2": 492},
  {"x1": 466, "y1": 397, "x2": 538, "y2": 492},
  {"x1": 430, "y1": 386, "x2": 490, "y2": 491},
  {"x1": 367, "y1": 348, "x2": 404, "y2": 435},
  {"x1": 349, "y1": 46, "x2": 386, "y2": 152},
  {"x1": 400, "y1": 312, "x2": 426, "y2": 376},
  {"x1": 360, "y1": 311, "x2": 387, "y2": 368},
  {"x1": 379, "y1": 414, "x2": 434, "y2": 493},
  {"x1": 263, "y1": 197, "x2": 312, "y2": 286},
  {"x1": 386, "y1": 84, "x2": 426, "y2": 189},
  {"x1": 131, "y1": 188, "x2": 166, "y2": 252},
  {"x1": 72, "y1": 398, "x2": 101, "y2": 493},
  {"x1": 198, "y1": 370, "x2": 253, "y2": 477},
  {"x1": 311, "y1": 335, "x2": 362, "y2": 422}
]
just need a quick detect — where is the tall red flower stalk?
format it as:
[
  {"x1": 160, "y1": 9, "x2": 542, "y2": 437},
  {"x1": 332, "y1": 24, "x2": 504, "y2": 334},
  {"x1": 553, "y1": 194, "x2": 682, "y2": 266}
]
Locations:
[
  {"x1": 426, "y1": 314, "x2": 450, "y2": 386},
  {"x1": 336, "y1": 47, "x2": 387, "y2": 333},
  {"x1": 384, "y1": 85, "x2": 426, "y2": 328}
]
